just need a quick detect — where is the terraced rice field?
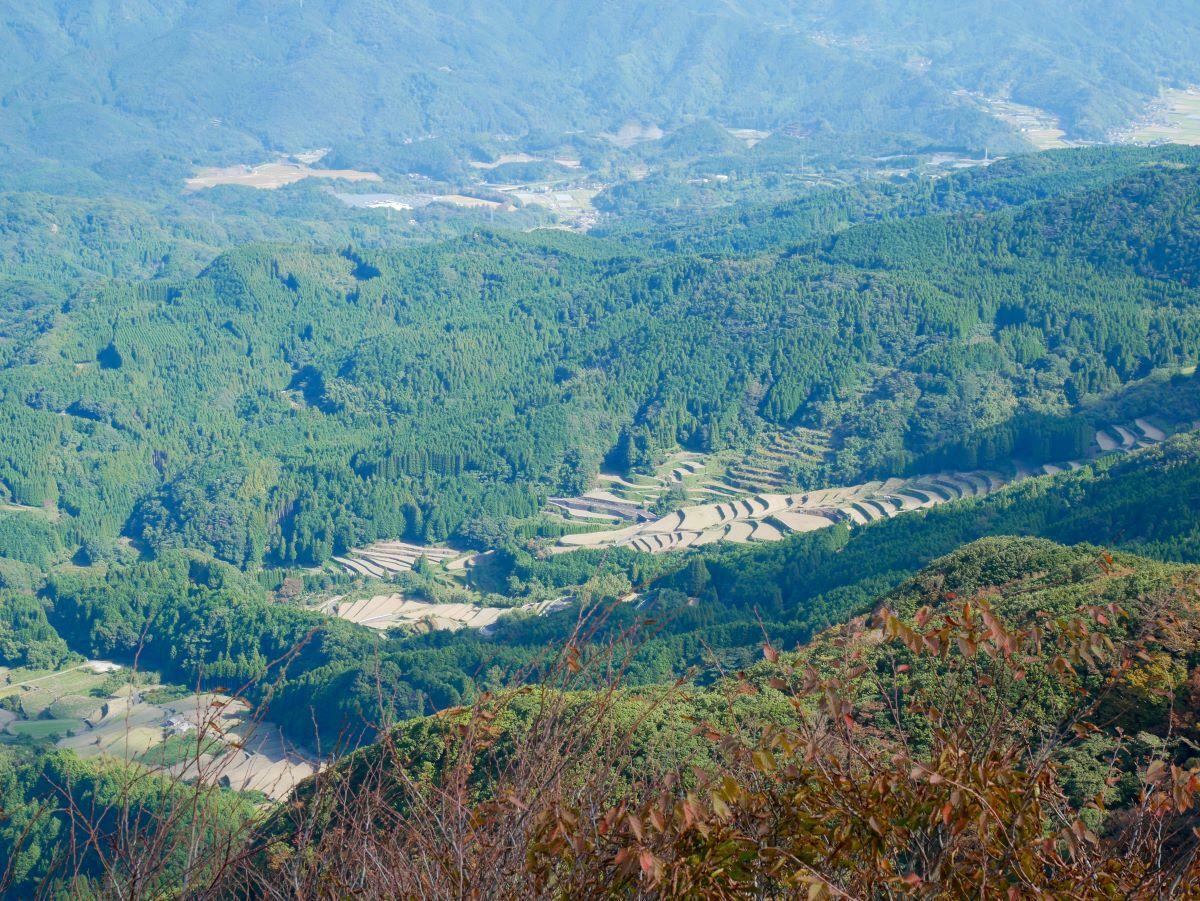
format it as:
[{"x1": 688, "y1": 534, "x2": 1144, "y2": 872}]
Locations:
[
  {"x1": 58, "y1": 692, "x2": 316, "y2": 800},
  {"x1": 601, "y1": 122, "x2": 665, "y2": 147},
  {"x1": 960, "y1": 91, "x2": 1072, "y2": 150},
  {"x1": 332, "y1": 541, "x2": 471, "y2": 578},
  {"x1": 557, "y1": 468, "x2": 1001, "y2": 554},
  {"x1": 316, "y1": 593, "x2": 569, "y2": 633},
  {"x1": 1094, "y1": 419, "x2": 1166, "y2": 453},
  {"x1": 548, "y1": 452, "x2": 720, "y2": 523},
  {"x1": 556, "y1": 418, "x2": 1175, "y2": 555},
  {"x1": 0, "y1": 661, "x2": 315, "y2": 800},
  {"x1": 724, "y1": 427, "x2": 831, "y2": 493},
  {"x1": 468, "y1": 152, "x2": 543, "y2": 169}
]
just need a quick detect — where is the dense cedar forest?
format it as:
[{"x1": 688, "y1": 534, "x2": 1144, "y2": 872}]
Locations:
[{"x1": 2, "y1": 148, "x2": 1200, "y2": 574}]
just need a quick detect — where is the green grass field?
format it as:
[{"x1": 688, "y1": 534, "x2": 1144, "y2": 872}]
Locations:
[
  {"x1": 6, "y1": 718, "x2": 84, "y2": 741},
  {"x1": 0, "y1": 665, "x2": 113, "y2": 718}
]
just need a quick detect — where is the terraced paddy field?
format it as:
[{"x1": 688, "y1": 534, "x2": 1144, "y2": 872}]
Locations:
[
  {"x1": 960, "y1": 91, "x2": 1072, "y2": 150},
  {"x1": 556, "y1": 418, "x2": 1177, "y2": 555},
  {"x1": 723, "y1": 427, "x2": 831, "y2": 493},
  {"x1": 58, "y1": 693, "x2": 316, "y2": 800},
  {"x1": 333, "y1": 419, "x2": 1180, "y2": 577},
  {"x1": 1, "y1": 663, "x2": 314, "y2": 799},
  {"x1": 0, "y1": 660, "x2": 124, "y2": 734},
  {"x1": 316, "y1": 593, "x2": 569, "y2": 633},
  {"x1": 548, "y1": 451, "x2": 723, "y2": 524},
  {"x1": 468, "y1": 152, "x2": 543, "y2": 169},
  {"x1": 331, "y1": 540, "x2": 473, "y2": 578}
]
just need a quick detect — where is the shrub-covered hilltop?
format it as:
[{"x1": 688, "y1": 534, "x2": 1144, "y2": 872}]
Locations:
[
  {"x1": 10, "y1": 535, "x2": 1200, "y2": 895},
  {"x1": 3, "y1": 146, "x2": 1200, "y2": 570},
  {"x1": 242, "y1": 536, "x2": 1200, "y2": 896}
]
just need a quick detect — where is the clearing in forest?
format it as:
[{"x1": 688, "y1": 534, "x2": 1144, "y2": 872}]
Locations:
[
  {"x1": 958, "y1": 90, "x2": 1072, "y2": 150},
  {"x1": 331, "y1": 541, "x2": 468, "y2": 578},
  {"x1": 600, "y1": 122, "x2": 665, "y2": 147},
  {"x1": 315, "y1": 593, "x2": 569, "y2": 634},
  {"x1": 185, "y1": 160, "x2": 381, "y2": 192},
  {"x1": 468, "y1": 152, "x2": 543, "y2": 169},
  {"x1": 1, "y1": 663, "x2": 314, "y2": 800}
]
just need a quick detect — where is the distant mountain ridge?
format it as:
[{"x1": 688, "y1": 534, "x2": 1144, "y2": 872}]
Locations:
[{"x1": 2, "y1": 0, "x2": 1198, "y2": 177}]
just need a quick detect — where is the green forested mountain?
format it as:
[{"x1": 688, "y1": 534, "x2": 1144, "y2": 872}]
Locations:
[
  {"x1": 27, "y1": 431, "x2": 1200, "y2": 748},
  {"x1": 1, "y1": 149, "x2": 1199, "y2": 571},
  {"x1": 9, "y1": 531, "x2": 1200, "y2": 897},
  {"x1": 8, "y1": 5, "x2": 1200, "y2": 893},
  {"x1": 2, "y1": 0, "x2": 1197, "y2": 185}
]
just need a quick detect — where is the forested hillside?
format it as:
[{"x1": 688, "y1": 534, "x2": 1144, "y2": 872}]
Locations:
[
  {"x1": 238, "y1": 536, "x2": 1200, "y2": 896},
  {"x1": 7, "y1": 3, "x2": 1200, "y2": 894},
  {"x1": 23, "y1": 431, "x2": 1200, "y2": 748},
  {"x1": 13, "y1": 533, "x2": 1200, "y2": 896},
  {"x1": 1, "y1": 149, "x2": 1199, "y2": 572}
]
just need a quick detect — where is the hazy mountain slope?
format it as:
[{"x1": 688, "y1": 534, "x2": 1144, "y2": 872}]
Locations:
[
  {"x1": 2, "y1": 1, "x2": 1196, "y2": 174},
  {"x1": 803, "y1": 0, "x2": 1200, "y2": 138}
]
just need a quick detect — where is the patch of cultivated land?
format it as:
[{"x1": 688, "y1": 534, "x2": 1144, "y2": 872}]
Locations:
[
  {"x1": 726, "y1": 126, "x2": 771, "y2": 148},
  {"x1": 468, "y1": 152, "x2": 543, "y2": 169},
  {"x1": 1, "y1": 661, "x2": 314, "y2": 799},
  {"x1": 498, "y1": 185, "x2": 603, "y2": 228},
  {"x1": 316, "y1": 593, "x2": 569, "y2": 633},
  {"x1": 1124, "y1": 88, "x2": 1200, "y2": 145},
  {"x1": 335, "y1": 191, "x2": 508, "y2": 212},
  {"x1": 167, "y1": 712, "x2": 317, "y2": 800},
  {"x1": 556, "y1": 418, "x2": 1180, "y2": 554},
  {"x1": 725, "y1": 427, "x2": 831, "y2": 493},
  {"x1": 331, "y1": 541, "x2": 470, "y2": 578},
  {"x1": 186, "y1": 160, "x2": 381, "y2": 191},
  {"x1": 58, "y1": 691, "x2": 315, "y2": 800},
  {"x1": 436, "y1": 194, "x2": 505, "y2": 208},
  {"x1": 548, "y1": 451, "x2": 736, "y2": 525},
  {"x1": 600, "y1": 122, "x2": 664, "y2": 147},
  {"x1": 959, "y1": 90, "x2": 1072, "y2": 150}
]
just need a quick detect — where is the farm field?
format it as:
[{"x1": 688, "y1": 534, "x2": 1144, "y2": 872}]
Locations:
[
  {"x1": 1, "y1": 662, "x2": 313, "y2": 799},
  {"x1": 555, "y1": 418, "x2": 1177, "y2": 555},
  {"x1": 334, "y1": 413, "x2": 1184, "y2": 578},
  {"x1": 186, "y1": 160, "x2": 381, "y2": 191},
  {"x1": 726, "y1": 126, "x2": 771, "y2": 148},
  {"x1": 58, "y1": 692, "x2": 315, "y2": 800},
  {"x1": 500, "y1": 185, "x2": 602, "y2": 228},
  {"x1": 1124, "y1": 88, "x2": 1200, "y2": 145},
  {"x1": 435, "y1": 193, "x2": 505, "y2": 209},
  {"x1": 548, "y1": 451, "x2": 724, "y2": 525},
  {"x1": 959, "y1": 91, "x2": 1072, "y2": 150},
  {"x1": 468, "y1": 152, "x2": 543, "y2": 169},
  {"x1": 334, "y1": 190, "x2": 509, "y2": 212},
  {"x1": 601, "y1": 122, "x2": 665, "y2": 147},
  {"x1": 0, "y1": 660, "x2": 124, "y2": 730},
  {"x1": 330, "y1": 540, "x2": 474, "y2": 578},
  {"x1": 315, "y1": 592, "x2": 569, "y2": 633}
]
